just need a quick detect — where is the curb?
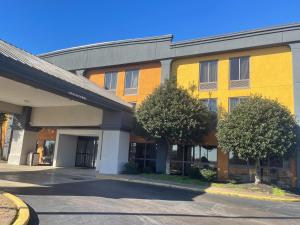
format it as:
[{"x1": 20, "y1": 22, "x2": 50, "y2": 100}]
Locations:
[
  {"x1": 3, "y1": 193, "x2": 30, "y2": 225},
  {"x1": 98, "y1": 175, "x2": 300, "y2": 202}
]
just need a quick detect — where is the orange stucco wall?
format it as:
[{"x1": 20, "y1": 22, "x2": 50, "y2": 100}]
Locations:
[{"x1": 86, "y1": 62, "x2": 162, "y2": 105}]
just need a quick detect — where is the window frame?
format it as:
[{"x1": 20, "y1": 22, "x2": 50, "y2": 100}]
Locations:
[
  {"x1": 229, "y1": 56, "x2": 250, "y2": 81},
  {"x1": 124, "y1": 69, "x2": 139, "y2": 95},
  {"x1": 104, "y1": 71, "x2": 118, "y2": 92},
  {"x1": 228, "y1": 97, "x2": 248, "y2": 112},
  {"x1": 199, "y1": 60, "x2": 218, "y2": 90},
  {"x1": 200, "y1": 98, "x2": 218, "y2": 112},
  {"x1": 199, "y1": 60, "x2": 218, "y2": 83}
]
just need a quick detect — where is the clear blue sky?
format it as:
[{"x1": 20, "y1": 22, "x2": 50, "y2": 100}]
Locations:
[{"x1": 1, "y1": 0, "x2": 300, "y2": 54}]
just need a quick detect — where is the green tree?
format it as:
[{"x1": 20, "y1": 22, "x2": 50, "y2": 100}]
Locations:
[
  {"x1": 0, "y1": 113, "x2": 8, "y2": 159},
  {"x1": 217, "y1": 96, "x2": 297, "y2": 184},
  {"x1": 135, "y1": 79, "x2": 212, "y2": 174}
]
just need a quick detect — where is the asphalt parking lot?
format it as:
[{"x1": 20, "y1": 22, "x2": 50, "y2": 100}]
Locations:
[{"x1": 1, "y1": 164, "x2": 300, "y2": 225}]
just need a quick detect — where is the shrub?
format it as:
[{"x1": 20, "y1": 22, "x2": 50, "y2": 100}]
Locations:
[
  {"x1": 187, "y1": 167, "x2": 201, "y2": 179},
  {"x1": 123, "y1": 162, "x2": 139, "y2": 174},
  {"x1": 200, "y1": 168, "x2": 217, "y2": 182},
  {"x1": 135, "y1": 79, "x2": 212, "y2": 174},
  {"x1": 217, "y1": 96, "x2": 296, "y2": 184}
]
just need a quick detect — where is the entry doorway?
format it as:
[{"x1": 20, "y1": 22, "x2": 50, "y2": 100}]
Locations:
[{"x1": 75, "y1": 137, "x2": 98, "y2": 168}]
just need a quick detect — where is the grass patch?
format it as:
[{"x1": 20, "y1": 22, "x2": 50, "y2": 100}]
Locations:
[
  {"x1": 272, "y1": 187, "x2": 286, "y2": 196},
  {"x1": 138, "y1": 174, "x2": 291, "y2": 198},
  {"x1": 140, "y1": 173, "x2": 209, "y2": 186}
]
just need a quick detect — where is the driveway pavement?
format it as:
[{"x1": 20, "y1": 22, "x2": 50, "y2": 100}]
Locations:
[{"x1": 1, "y1": 163, "x2": 300, "y2": 225}]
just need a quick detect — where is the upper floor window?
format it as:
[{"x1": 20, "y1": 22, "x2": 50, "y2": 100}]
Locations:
[
  {"x1": 199, "y1": 60, "x2": 218, "y2": 90},
  {"x1": 229, "y1": 56, "x2": 250, "y2": 88},
  {"x1": 125, "y1": 70, "x2": 139, "y2": 95},
  {"x1": 201, "y1": 98, "x2": 217, "y2": 112},
  {"x1": 104, "y1": 72, "x2": 117, "y2": 92},
  {"x1": 229, "y1": 97, "x2": 248, "y2": 112}
]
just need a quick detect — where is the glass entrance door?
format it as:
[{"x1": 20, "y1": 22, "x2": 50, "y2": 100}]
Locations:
[{"x1": 75, "y1": 137, "x2": 98, "y2": 168}]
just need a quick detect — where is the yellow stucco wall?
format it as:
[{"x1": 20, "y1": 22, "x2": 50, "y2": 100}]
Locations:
[
  {"x1": 172, "y1": 46, "x2": 294, "y2": 113},
  {"x1": 87, "y1": 62, "x2": 161, "y2": 105}
]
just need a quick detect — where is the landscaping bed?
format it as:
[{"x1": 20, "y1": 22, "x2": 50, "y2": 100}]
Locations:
[
  {"x1": 210, "y1": 182, "x2": 300, "y2": 199},
  {"x1": 0, "y1": 193, "x2": 17, "y2": 225},
  {"x1": 137, "y1": 173, "x2": 300, "y2": 201}
]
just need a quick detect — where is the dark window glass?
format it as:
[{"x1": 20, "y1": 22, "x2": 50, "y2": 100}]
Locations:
[
  {"x1": 230, "y1": 58, "x2": 240, "y2": 80},
  {"x1": 229, "y1": 97, "x2": 248, "y2": 112},
  {"x1": 200, "y1": 62, "x2": 209, "y2": 82},
  {"x1": 104, "y1": 72, "x2": 117, "y2": 90},
  {"x1": 240, "y1": 57, "x2": 249, "y2": 80},
  {"x1": 200, "y1": 60, "x2": 218, "y2": 83},
  {"x1": 125, "y1": 70, "x2": 139, "y2": 89},
  {"x1": 128, "y1": 142, "x2": 157, "y2": 172},
  {"x1": 200, "y1": 146, "x2": 217, "y2": 163},
  {"x1": 230, "y1": 57, "x2": 249, "y2": 81},
  {"x1": 209, "y1": 61, "x2": 217, "y2": 82},
  {"x1": 135, "y1": 143, "x2": 145, "y2": 159},
  {"x1": 42, "y1": 140, "x2": 55, "y2": 165},
  {"x1": 201, "y1": 99, "x2": 218, "y2": 112},
  {"x1": 146, "y1": 144, "x2": 157, "y2": 159},
  {"x1": 229, "y1": 98, "x2": 240, "y2": 111}
]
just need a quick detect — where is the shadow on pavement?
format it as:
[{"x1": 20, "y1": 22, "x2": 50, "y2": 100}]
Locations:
[
  {"x1": 27, "y1": 204, "x2": 39, "y2": 225},
  {"x1": 2, "y1": 179, "x2": 205, "y2": 201}
]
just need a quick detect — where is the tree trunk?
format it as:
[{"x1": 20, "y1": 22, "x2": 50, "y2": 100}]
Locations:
[
  {"x1": 255, "y1": 159, "x2": 262, "y2": 185},
  {"x1": 247, "y1": 159, "x2": 251, "y2": 182},
  {"x1": 165, "y1": 140, "x2": 171, "y2": 175},
  {"x1": 182, "y1": 145, "x2": 185, "y2": 176}
]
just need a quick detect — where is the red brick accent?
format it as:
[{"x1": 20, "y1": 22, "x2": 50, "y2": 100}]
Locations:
[
  {"x1": 217, "y1": 148, "x2": 229, "y2": 181},
  {"x1": 290, "y1": 159, "x2": 297, "y2": 188}
]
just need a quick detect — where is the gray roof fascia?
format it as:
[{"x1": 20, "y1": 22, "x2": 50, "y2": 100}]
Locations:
[
  {"x1": 39, "y1": 34, "x2": 173, "y2": 57},
  {"x1": 170, "y1": 23, "x2": 300, "y2": 58},
  {"x1": 0, "y1": 40, "x2": 132, "y2": 112},
  {"x1": 38, "y1": 23, "x2": 300, "y2": 71}
]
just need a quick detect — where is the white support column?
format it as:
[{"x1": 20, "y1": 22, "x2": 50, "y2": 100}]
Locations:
[
  {"x1": 99, "y1": 130, "x2": 130, "y2": 174},
  {"x1": 7, "y1": 107, "x2": 39, "y2": 165},
  {"x1": 8, "y1": 129, "x2": 38, "y2": 165},
  {"x1": 53, "y1": 134, "x2": 78, "y2": 167}
]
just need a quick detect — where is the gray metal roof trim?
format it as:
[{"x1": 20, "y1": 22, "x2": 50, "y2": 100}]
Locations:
[
  {"x1": 0, "y1": 39, "x2": 132, "y2": 111},
  {"x1": 171, "y1": 23, "x2": 300, "y2": 48},
  {"x1": 39, "y1": 34, "x2": 173, "y2": 58}
]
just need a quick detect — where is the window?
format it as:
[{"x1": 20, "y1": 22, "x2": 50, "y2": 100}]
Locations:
[
  {"x1": 129, "y1": 142, "x2": 157, "y2": 172},
  {"x1": 229, "y1": 97, "x2": 248, "y2": 111},
  {"x1": 198, "y1": 146, "x2": 217, "y2": 163},
  {"x1": 199, "y1": 60, "x2": 218, "y2": 90},
  {"x1": 201, "y1": 99, "x2": 217, "y2": 112},
  {"x1": 125, "y1": 70, "x2": 139, "y2": 95},
  {"x1": 229, "y1": 152, "x2": 255, "y2": 166},
  {"x1": 104, "y1": 72, "x2": 117, "y2": 92},
  {"x1": 170, "y1": 145, "x2": 217, "y2": 175},
  {"x1": 42, "y1": 140, "x2": 55, "y2": 165},
  {"x1": 230, "y1": 56, "x2": 249, "y2": 88}
]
